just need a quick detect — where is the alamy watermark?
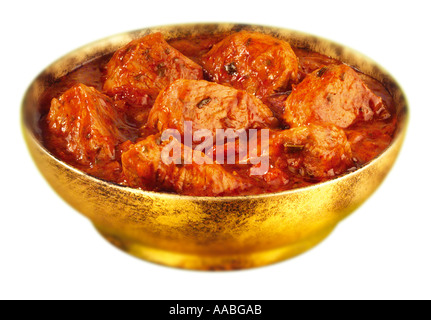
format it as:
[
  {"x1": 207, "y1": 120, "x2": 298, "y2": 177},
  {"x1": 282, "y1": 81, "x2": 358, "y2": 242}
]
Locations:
[{"x1": 160, "y1": 121, "x2": 270, "y2": 176}]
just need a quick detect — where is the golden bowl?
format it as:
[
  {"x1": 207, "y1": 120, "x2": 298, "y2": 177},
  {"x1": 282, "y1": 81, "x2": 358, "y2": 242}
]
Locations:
[{"x1": 22, "y1": 23, "x2": 408, "y2": 271}]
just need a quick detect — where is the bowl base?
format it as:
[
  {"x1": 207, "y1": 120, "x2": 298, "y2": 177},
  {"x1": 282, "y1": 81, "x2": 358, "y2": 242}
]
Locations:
[{"x1": 94, "y1": 225, "x2": 336, "y2": 271}]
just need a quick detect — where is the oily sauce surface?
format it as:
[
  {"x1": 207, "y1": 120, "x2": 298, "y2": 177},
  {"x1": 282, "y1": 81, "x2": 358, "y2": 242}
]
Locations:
[{"x1": 39, "y1": 32, "x2": 397, "y2": 196}]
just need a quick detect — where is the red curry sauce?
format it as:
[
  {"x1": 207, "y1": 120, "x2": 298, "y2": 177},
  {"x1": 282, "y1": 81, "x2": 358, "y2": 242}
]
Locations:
[{"x1": 39, "y1": 32, "x2": 397, "y2": 196}]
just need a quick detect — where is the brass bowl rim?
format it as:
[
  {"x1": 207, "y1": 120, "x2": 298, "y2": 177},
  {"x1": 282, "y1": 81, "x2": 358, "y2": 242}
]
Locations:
[{"x1": 22, "y1": 22, "x2": 409, "y2": 202}]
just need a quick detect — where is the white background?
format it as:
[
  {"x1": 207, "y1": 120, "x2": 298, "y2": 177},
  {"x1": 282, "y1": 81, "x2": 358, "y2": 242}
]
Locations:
[{"x1": 1, "y1": 0, "x2": 430, "y2": 300}]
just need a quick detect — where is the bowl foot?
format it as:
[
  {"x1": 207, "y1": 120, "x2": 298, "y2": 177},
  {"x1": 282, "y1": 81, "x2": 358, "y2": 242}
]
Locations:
[{"x1": 94, "y1": 225, "x2": 336, "y2": 271}]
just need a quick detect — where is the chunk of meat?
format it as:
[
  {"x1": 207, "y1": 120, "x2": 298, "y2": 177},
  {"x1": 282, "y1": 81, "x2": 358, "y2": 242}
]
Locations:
[
  {"x1": 270, "y1": 124, "x2": 354, "y2": 179},
  {"x1": 147, "y1": 79, "x2": 278, "y2": 136},
  {"x1": 46, "y1": 84, "x2": 135, "y2": 166},
  {"x1": 121, "y1": 134, "x2": 176, "y2": 191},
  {"x1": 201, "y1": 31, "x2": 299, "y2": 99},
  {"x1": 283, "y1": 64, "x2": 390, "y2": 129},
  {"x1": 121, "y1": 134, "x2": 251, "y2": 196},
  {"x1": 103, "y1": 33, "x2": 203, "y2": 107},
  {"x1": 239, "y1": 125, "x2": 353, "y2": 179}
]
